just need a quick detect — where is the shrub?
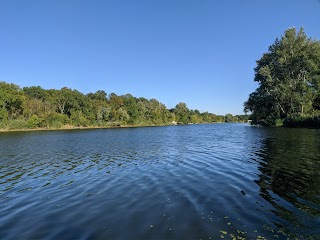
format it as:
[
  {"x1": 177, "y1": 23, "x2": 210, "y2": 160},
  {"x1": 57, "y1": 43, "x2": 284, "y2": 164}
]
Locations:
[
  {"x1": 274, "y1": 118, "x2": 284, "y2": 127},
  {"x1": 0, "y1": 109, "x2": 8, "y2": 123},
  {"x1": 8, "y1": 119, "x2": 28, "y2": 129},
  {"x1": 46, "y1": 113, "x2": 70, "y2": 128},
  {"x1": 284, "y1": 113, "x2": 320, "y2": 128},
  {"x1": 26, "y1": 115, "x2": 45, "y2": 129}
]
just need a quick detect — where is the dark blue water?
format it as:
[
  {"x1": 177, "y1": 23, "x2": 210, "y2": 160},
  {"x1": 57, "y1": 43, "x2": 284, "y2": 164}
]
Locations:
[{"x1": 0, "y1": 124, "x2": 320, "y2": 239}]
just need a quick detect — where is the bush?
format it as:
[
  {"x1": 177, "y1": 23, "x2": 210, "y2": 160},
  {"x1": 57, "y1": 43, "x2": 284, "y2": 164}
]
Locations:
[
  {"x1": 274, "y1": 118, "x2": 284, "y2": 127},
  {"x1": 0, "y1": 121, "x2": 7, "y2": 130},
  {"x1": 26, "y1": 115, "x2": 45, "y2": 129},
  {"x1": 257, "y1": 115, "x2": 279, "y2": 126},
  {"x1": 0, "y1": 109, "x2": 8, "y2": 123},
  {"x1": 46, "y1": 113, "x2": 70, "y2": 128},
  {"x1": 284, "y1": 113, "x2": 320, "y2": 128},
  {"x1": 70, "y1": 110, "x2": 90, "y2": 127},
  {"x1": 7, "y1": 119, "x2": 28, "y2": 129}
]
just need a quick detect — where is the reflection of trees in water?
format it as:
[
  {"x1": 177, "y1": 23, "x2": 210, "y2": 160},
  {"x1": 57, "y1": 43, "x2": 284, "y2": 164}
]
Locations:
[{"x1": 254, "y1": 129, "x2": 320, "y2": 236}]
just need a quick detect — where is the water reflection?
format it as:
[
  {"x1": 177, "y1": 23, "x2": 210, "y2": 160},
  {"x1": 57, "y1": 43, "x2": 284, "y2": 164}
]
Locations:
[{"x1": 254, "y1": 128, "x2": 320, "y2": 238}]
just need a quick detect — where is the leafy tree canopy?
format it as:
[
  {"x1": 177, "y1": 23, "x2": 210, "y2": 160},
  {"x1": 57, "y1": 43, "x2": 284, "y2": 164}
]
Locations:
[
  {"x1": 244, "y1": 27, "x2": 320, "y2": 125},
  {"x1": 0, "y1": 81, "x2": 245, "y2": 130}
]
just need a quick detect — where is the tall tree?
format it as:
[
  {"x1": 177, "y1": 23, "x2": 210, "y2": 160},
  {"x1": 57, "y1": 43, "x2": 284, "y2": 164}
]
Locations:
[
  {"x1": 0, "y1": 82, "x2": 24, "y2": 120},
  {"x1": 174, "y1": 102, "x2": 190, "y2": 123},
  {"x1": 244, "y1": 27, "x2": 320, "y2": 125}
]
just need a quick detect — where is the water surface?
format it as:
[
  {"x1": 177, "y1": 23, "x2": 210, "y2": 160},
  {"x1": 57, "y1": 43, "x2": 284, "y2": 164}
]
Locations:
[{"x1": 0, "y1": 124, "x2": 319, "y2": 239}]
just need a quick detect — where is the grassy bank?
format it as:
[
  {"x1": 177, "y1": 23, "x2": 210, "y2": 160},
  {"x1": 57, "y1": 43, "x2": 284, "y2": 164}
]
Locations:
[
  {"x1": 283, "y1": 113, "x2": 320, "y2": 128},
  {"x1": 252, "y1": 113, "x2": 320, "y2": 128}
]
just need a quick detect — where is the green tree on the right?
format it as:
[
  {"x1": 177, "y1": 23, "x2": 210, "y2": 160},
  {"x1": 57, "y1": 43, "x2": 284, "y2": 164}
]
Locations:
[{"x1": 244, "y1": 27, "x2": 320, "y2": 126}]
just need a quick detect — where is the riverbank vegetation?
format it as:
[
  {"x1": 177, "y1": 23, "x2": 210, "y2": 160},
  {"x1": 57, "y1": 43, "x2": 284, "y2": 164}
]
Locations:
[
  {"x1": 244, "y1": 27, "x2": 320, "y2": 128},
  {"x1": 0, "y1": 81, "x2": 248, "y2": 131}
]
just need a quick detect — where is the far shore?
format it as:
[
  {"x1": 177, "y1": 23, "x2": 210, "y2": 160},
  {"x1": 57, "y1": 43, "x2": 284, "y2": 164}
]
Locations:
[
  {"x1": 0, "y1": 123, "x2": 173, "y2": 133},
  {"x1": 0, "y1": 122, "x2": 236, "y2": 133},
  {"x1": 0, "y1": 122, "x2": 252, "y2": 133}
]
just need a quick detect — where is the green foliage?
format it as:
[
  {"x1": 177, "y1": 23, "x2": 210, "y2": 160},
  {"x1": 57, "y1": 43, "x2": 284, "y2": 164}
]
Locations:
[
  {"x1": 225, "y1": 113, "x2": 236, "y2": 123},
  {"x1": 275, "y1": 118, "x2": 284, "y2": 127},
  {"x1": 244, "y1": 27, "x2": 320, "y2": 126},
  {"x1": 174, "y1": 102, "x2": 190, "y2": 123},
  {"x1": 23, "y1": 86, "x2": 47, "y2": 100},
  {"x1": 0, "y1": 80, "x2": 239, "y2": 130},
  {"x1": 46, "y1": 113, "x2": 70, "y2": 128},
  {"x1": 0, "y1": 81, "x2": 24, "y2": 119},
  {"x1": 70, "y1": 110, "x2": 90, "y2": 126},
  {"x1": 7, "y1": 119, "x2": 28, "y2": 129},
  {"x1": 235, "y1": 115, "x2": 250, "y2": 122},
  {"x1": 26, "y1": 115, "x2": 45, "y2": 129},
  {"x1": 283, "y1": 113, "x2": 320, "y2": 128},
  {"x1": 123, "y1": 94, "x2": 139, "y2": 124},
  {"x1": 0, "y1": 108, "x2": 8, "y2": 122},
  {"x1": 87, "y1": 90, "x2": 107, "y2": 102}
]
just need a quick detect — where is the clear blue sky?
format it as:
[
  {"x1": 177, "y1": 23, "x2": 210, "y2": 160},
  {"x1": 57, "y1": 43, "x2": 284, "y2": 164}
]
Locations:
[{"x1": 1, "y1": 0, "x2": 319, "y2": 115}]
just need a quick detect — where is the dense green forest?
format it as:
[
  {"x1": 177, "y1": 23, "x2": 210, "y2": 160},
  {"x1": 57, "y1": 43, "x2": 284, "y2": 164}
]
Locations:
[
  {"x1": 0, "y1": 81, "x2": 248, "y2": 130},
  {"x1": 244, "y1": 27, "x2": 320, "y2": 127}
]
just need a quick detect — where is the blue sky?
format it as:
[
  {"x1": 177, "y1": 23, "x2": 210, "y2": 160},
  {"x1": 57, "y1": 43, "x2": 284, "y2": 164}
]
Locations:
[{"x1": 1, "y1": 0, "x2": 319, "y2": 115}]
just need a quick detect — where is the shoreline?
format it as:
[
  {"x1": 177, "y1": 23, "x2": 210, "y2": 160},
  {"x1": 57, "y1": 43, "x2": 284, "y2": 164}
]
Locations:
[
  {"x1": 0, "y1": 122, "x2": 248, "y2": 133},
  {"x1": 0, "y1": 122, "x2": 227, "y2": 133},
  {"x1": 0, "y1": 123, "x2": 174, "y2": 133}
]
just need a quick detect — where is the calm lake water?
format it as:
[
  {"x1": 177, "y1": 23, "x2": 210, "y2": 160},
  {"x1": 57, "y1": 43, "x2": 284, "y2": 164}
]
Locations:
[{"x1": 0, "y1": 124, "x2": 320, "y2": 239}]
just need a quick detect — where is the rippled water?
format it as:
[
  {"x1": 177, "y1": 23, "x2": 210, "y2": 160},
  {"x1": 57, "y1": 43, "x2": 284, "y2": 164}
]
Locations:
[{"x1": 0, "y1": 124, "x2": 320, "y2": 239}]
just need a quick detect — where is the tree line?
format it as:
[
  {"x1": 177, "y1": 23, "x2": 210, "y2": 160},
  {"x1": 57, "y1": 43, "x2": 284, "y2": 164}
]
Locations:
[
  {"x1": 0, "y1": 81, "x2": 248, "y2": 130},
  {"x1": 244, "y1": 27, "x2": 320, "y2": 127}
]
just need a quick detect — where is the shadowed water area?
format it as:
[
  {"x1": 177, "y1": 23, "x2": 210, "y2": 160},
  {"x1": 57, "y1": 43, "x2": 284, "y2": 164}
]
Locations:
[{"x1": 0, "y1": 124, "x2": 320, "y2": 239}]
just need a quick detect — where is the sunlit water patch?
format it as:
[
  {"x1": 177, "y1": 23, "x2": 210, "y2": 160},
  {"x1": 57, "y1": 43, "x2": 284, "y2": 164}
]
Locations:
[{"x1": 0, "y1": 124, "x2": 320, "y2": 239}]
